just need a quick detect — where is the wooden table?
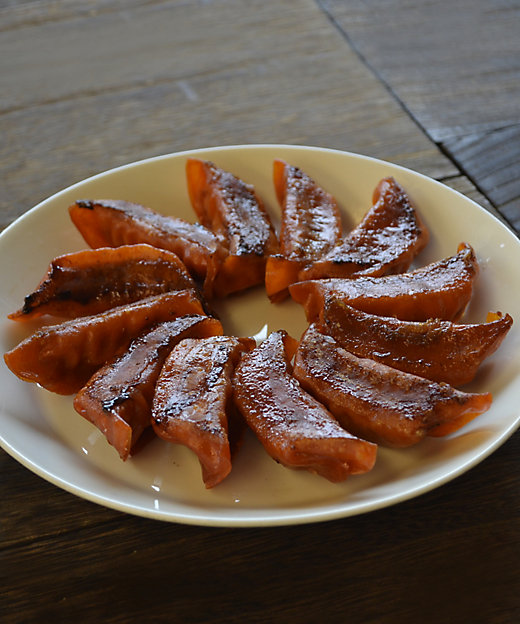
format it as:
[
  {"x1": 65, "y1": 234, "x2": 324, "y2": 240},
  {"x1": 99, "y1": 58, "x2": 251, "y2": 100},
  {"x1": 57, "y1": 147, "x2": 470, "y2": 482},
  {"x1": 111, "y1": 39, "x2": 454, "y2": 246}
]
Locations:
[{"x1": 2, "y1": 2, "x2": 519, "y2": 622}]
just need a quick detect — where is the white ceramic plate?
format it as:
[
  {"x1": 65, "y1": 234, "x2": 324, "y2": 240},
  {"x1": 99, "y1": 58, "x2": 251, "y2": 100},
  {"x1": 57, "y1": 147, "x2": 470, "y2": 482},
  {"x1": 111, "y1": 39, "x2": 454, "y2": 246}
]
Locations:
[{"x1": 1, "y1": 145, "x2": 519, "y2": 527}]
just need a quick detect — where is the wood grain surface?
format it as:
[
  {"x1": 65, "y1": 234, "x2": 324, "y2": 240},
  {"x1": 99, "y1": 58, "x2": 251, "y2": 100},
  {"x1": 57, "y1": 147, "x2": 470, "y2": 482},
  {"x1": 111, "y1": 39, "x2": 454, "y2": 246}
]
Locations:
[
  {"x1": 321, "y1": 0, "x2": 520, "y2": 230},
  {"x1": 1, "y1": 1, "x2": 519, "y2": 623}
]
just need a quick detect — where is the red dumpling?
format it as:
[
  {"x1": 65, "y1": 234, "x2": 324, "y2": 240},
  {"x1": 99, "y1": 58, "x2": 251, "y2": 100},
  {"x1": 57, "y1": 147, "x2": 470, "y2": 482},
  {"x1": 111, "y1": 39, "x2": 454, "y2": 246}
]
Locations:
[
  {"x1": 152, "y1": 334, "x2": 255, "y2": 488},
  {"x1": 233, "y1": 330, "x2": 377, "y2": 482},
  {"x1": 4, "y1": 290, "x2": 205, "y2": 395},
  {"x1": 74, "y1": 315, "x2": 223, "y2": 461}
]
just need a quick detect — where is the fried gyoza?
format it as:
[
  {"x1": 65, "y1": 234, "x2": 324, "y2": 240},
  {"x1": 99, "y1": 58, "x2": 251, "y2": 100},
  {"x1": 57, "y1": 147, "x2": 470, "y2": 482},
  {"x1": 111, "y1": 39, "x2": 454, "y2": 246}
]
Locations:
[
  {"x1": 186, "y1": 158, "x2": 278, "y2": 297},
  {"x1": 319, "y1": 298, "x2": 513, "y2": 386},
  {"x1": 74, "y1": 315, "x2": 223, "y2": 461},
  {"x1": 4, "y1": 290, "x2": 205, "y2": 395},
  {"x1": 293, "y1": 324, "x2": 493, "y2": 448},
  {"x1": 69, "y1": 199, "x2": 225, "y2": 297},
  {"x1": 290, "y1": 243, "x2": 479, "y2": 322},
  {"x1": 8, "y1": 244, "x2": 199, "y2": 321},
  {"x1": 299, "y1": 176, "x2": 429, "y2": 280},
  {"x1": 265, "y1": 160, "x2": 342, "y2": 302},
  {"x1": 233, "y1": 330, "x2": 377, "y2": 481},
  {"x1": 152, "y1": 335, "x2": 255, "y2": 488}
]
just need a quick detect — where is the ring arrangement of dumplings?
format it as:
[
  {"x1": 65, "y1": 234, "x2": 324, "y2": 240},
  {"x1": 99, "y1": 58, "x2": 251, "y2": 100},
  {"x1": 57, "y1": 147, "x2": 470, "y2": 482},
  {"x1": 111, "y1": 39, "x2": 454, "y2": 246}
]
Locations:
[{"x1": 4, "y1": 158, "x2": 513, "y2": 488}]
